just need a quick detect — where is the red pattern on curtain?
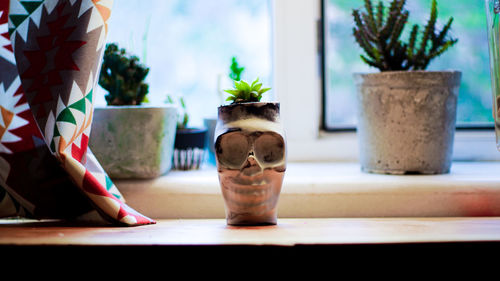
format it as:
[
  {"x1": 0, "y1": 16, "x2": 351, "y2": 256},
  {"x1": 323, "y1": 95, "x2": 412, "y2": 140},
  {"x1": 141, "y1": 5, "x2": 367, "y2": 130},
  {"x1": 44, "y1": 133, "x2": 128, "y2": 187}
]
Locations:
[{"x1": 0, "y1": 0, "x2": 154, "y2": 226}]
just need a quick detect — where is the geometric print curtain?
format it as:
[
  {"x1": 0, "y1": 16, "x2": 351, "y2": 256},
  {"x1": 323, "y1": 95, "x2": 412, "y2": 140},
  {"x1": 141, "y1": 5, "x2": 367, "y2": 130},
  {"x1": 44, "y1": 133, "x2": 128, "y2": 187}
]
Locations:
[{"x1": 0, "y1": 0, "x2": 154, "y2": 226}]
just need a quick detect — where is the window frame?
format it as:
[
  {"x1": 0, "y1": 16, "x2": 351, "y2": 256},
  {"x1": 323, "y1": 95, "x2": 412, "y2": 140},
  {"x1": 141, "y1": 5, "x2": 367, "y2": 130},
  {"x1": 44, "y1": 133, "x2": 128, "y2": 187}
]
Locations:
[
  {"x1": 320, "y1": 0, "x2": 495, "y2": 132},
  {"x1": 273, "y1": 0, "x2": 500, "y2": 162}
]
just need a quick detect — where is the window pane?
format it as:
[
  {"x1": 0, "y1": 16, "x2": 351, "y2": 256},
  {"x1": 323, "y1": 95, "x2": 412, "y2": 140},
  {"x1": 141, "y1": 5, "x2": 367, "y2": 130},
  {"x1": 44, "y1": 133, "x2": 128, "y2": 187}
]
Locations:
[
  {"x1": 323, "y1": 0, "x2": 493, "y2": 129},
  {"x1": 97, "y1": 0, "x2": 273, "y2": 127}
]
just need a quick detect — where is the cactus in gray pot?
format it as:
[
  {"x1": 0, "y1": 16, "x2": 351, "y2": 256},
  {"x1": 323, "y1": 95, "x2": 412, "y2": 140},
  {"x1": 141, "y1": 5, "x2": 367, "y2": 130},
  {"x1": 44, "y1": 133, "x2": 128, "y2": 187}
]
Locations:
[
  {"x1": 352, "y1": 0, "x2": 458, "y2": 71},
  {"x1": 99, "y1": 43, "x2": 150, "y2": 105}
]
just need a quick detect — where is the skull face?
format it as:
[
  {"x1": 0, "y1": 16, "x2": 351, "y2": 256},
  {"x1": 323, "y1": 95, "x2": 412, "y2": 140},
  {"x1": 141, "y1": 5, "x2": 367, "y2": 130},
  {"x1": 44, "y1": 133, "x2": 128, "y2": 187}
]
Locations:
[
  {"x1": 216, "y1": 131, "x2": 285, "y2": 171},
  {"x1": 215, "y1": 103, "x2": 286, "y2": 225}
]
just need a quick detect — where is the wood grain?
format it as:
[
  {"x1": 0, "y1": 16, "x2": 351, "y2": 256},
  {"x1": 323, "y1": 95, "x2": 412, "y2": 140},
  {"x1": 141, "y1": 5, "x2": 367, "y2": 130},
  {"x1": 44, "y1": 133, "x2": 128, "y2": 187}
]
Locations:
[{"x1": 1, "y1": 217, "x2": 500, "y2": 246}]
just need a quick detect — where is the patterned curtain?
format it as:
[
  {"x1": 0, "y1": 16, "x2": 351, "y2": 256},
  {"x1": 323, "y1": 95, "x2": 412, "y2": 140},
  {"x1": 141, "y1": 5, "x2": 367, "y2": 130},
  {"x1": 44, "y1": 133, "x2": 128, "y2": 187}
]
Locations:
[{"x1": 0, "y1": 0, "x2": 154, "y2": 226}]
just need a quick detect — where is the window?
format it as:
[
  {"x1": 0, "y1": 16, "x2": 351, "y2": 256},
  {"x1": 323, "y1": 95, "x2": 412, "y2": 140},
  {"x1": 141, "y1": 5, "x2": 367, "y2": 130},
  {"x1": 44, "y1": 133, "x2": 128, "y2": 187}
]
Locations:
[
  {"x1": 322, "y1": 0, "x2": 493, "y2": 130},
  {"x1": 96, "y1": 0, "x2": 273, "y2": 128},
  {"x1": 273, "y1": 0, "x2": 500, "y2": 162},
  {"x1": 94, "y1": 0, "x2": 500, "y2": 162}
]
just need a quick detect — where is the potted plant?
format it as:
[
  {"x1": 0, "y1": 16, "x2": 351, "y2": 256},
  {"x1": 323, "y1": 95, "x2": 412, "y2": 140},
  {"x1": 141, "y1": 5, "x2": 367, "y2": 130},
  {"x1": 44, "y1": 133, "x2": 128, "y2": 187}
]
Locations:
[
  {"x1": 167, "y1": 96, "x2": 207, "y2": 170},
  {"x1": 89, "y1": 43, "x2": 178, "y2": 179},
  {"x1": 206, "y1": 56, "x2": 247, "y2": 165},
  {"x1": 352, "y1": 0, "x2": 461, "y2": 175},
  {"x1": 229, "y1": 56, "x2": 245, "y2": 81},
  {"x1": 215, "y1": 78, "x2": 286, "y2": 226}
]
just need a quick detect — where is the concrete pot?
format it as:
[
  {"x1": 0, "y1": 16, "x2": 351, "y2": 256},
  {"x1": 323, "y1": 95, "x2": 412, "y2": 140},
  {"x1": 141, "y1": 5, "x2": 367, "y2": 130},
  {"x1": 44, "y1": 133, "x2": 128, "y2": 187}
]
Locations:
[
  {"x1": 89, "y1": 105, "x2": 177, "y2": 179},
  {"x1": 353, "y1": 71, "x2": 461, "y2": 175}
]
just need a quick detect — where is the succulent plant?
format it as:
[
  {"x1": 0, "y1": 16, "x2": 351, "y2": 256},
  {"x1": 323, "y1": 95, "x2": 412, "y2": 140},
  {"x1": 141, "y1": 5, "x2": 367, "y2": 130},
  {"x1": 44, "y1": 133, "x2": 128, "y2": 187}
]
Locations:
[
  {"x1": 229, "y1": 56, "x2": 245, "y2": 81},
  {"x1": 99, "y1": 43, "x2": 150, "y2": 105},
  {"x1": 352, "y1": 0, "x2": 458, "y2": 71},
  {"x1": 224, "y1": 78, "x2": 271, "y2": 104}
]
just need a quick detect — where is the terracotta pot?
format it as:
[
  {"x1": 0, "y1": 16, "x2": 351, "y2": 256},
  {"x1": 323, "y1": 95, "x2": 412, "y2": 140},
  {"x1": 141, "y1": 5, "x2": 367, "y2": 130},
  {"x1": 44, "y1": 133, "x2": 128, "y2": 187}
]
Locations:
[
  {"x1": 354, "y1": 71, "x2": 461, "y2": 175},
  {"x1": 89, "y1": 105, "x2": 177, "y2": 179},
  {"x1": 173, "y1": 128, "x2": 207, "y2": 170},
  {"x1": 214, "y1": 102, "x2": 286, "y2": 225}
]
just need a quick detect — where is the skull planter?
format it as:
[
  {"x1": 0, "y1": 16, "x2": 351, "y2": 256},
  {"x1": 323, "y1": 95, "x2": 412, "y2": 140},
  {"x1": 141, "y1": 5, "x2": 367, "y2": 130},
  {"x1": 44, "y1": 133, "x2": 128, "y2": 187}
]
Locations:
[{"x1": 215, "y1": 102, "x2": 286, "y2": 226}]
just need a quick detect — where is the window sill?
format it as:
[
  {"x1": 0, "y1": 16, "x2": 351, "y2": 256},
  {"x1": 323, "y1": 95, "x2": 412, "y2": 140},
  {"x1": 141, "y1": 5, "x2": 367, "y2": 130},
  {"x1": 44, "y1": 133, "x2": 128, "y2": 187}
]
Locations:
[
  {"x1": 2, "y1": 217, "x2": 499, "y2": 268},
  {"x1": 115, "y1": 161, "x2": 500, "y2": 219}
]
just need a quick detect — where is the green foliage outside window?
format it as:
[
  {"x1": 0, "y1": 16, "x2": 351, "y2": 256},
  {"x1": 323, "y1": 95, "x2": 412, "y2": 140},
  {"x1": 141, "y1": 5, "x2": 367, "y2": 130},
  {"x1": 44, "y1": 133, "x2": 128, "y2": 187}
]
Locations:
[
  {"x1": 352, "y1": 0, "x2": 457, "y2": 71},
  {"x1": 324, "y1": 0, "x2": 493, "y2": 127}
]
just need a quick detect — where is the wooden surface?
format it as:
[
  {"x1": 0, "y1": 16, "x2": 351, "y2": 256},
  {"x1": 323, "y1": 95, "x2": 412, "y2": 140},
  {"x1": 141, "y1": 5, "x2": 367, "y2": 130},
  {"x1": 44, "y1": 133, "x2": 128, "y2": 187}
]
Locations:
[{"x1": 2, "y1": 217, "x2": 500, "y2": 246}]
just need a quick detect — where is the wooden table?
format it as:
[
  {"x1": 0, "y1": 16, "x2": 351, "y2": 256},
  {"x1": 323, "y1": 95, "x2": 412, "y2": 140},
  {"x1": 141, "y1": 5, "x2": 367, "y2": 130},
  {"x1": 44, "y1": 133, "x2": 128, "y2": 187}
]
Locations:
[
  {"x1": 2, "y1": 217, "x2": 499, "y2": 267},
  {"x1": 3, "y1": 217, "x2": 500, "y2": 245}
]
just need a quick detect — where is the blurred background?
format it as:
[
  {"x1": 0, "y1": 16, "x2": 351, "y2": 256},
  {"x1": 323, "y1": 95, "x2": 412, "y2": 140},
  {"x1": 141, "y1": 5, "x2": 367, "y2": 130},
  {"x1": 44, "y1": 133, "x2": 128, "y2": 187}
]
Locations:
[
  {"x1": 96, "y1": 0, "x2": 273, "y2": 128},
  {"x1": 98, "y1": 0, "x2": 491, "y2": 130},
  {"x1": 324, "y1": 0, "x2": 492, "y2": 129}
]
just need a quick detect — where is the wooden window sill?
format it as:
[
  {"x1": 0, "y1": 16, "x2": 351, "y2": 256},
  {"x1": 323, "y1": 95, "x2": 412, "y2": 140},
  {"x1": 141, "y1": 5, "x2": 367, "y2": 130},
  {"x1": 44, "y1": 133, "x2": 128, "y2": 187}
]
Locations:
[
  {"x1": 3, "y1": 217, "x2": 497, "y2": 270},
  {"x1": 1, "y1": 217, "x2": 500, "y2": 246},
  {"x1": 3, "y1": 162, "x2": 500, "y2": 266}
]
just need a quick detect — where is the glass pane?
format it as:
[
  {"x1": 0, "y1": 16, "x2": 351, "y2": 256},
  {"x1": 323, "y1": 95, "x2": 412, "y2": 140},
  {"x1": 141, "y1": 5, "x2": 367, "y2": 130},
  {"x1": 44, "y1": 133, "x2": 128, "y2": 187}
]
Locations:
[
  {"x1": 323, "y1": 0, "x2": 493, "y2": 129},
  {"x1": 96, "y1": 0, "x2": 273, "y2": 127}
]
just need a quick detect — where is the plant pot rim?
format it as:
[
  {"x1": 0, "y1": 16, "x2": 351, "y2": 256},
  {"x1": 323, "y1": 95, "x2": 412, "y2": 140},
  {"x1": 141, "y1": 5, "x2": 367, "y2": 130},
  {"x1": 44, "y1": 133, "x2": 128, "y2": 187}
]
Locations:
[
  {"x1": 353, "y1": 70, "x2": 461, "y2": 77},
  {"x1": 353, "y1": 70, "x2": 462, "y2": 87},
  {"x1": 176, "y1": 127, "x2": 208, "y2": 134},
  {"x1": 218, "y1": 101, "x2": 279, "y2": 109}
]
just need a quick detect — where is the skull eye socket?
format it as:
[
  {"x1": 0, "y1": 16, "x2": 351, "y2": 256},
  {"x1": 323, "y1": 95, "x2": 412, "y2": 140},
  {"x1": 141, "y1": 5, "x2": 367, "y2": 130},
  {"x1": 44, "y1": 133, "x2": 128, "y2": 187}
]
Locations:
[
  {"x1": 216, "y1": 132, "x2": 249, "y2": 168},
  {"x1": 254, "y1": 132, "x2": 285, "y2": 165}
]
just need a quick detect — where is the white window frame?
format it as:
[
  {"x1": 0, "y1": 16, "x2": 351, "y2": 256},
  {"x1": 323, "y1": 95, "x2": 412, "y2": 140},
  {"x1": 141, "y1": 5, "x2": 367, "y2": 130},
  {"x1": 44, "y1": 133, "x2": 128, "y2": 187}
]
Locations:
[{"x1": 273, "y1": 0, "x2": 500, "y2": 162}]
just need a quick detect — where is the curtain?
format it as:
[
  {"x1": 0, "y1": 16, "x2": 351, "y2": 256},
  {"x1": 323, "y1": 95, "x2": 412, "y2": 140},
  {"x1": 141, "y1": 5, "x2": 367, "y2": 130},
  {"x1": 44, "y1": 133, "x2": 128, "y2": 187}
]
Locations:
[{"x1": 0, "y1": 0, "x2": 154, "y2": 226}]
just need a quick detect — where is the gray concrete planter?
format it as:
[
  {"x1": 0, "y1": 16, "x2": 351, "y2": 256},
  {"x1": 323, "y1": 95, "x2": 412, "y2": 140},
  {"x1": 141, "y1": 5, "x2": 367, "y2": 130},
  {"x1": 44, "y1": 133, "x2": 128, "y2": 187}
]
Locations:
[
  {"x1": 89, "y1": 105, "x2": 177, "y2": 179},
  {"x1": 353, "y1": 71, "x2": 461, "y2": 175}
]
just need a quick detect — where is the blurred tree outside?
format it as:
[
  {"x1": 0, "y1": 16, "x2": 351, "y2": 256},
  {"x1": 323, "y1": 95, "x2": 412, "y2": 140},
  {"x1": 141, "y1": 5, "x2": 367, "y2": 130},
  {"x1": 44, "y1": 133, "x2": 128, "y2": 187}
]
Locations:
[{"x1": 324, "y1": 0, "x2": 492, "y2": 128}]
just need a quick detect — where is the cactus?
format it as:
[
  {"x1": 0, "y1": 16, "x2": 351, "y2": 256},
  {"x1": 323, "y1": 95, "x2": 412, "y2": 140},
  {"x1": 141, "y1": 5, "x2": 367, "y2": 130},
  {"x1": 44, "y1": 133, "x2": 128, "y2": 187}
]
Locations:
[
  {"x1": 352, "y1": 0, "x2": 458, "y2": 71},
  {"x1": 224, "y1": 78, "x2": 271, "y2": 104},
  {"x1": 99, "y1": 43, "x2": 150, "y2": 105},
  {"x1": 229, "y1": 56, "x2": 245, "y2": 81}
]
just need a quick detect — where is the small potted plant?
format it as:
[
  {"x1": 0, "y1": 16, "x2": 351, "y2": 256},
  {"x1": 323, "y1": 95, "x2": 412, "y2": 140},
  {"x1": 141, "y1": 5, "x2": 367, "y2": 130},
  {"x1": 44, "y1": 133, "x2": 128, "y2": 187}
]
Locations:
[
  {"x1": 89, "y1": 43, "x2": 178, "y2": 179},
  {"x1": 167, "y1": 95, "x2": 207, "y2": 170},
  {"x1": 352, "y1": 0, "x2": 461, "y2": 175},
  {"x1": 215, "y1": 78, "x2": 286, "y2": 226},
  {"x1": 229, "y1": 56, "x2": 245, "y2": 81},
  {"x1": 206, "y1": 56, "x2": 247, "y2": 166}
]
